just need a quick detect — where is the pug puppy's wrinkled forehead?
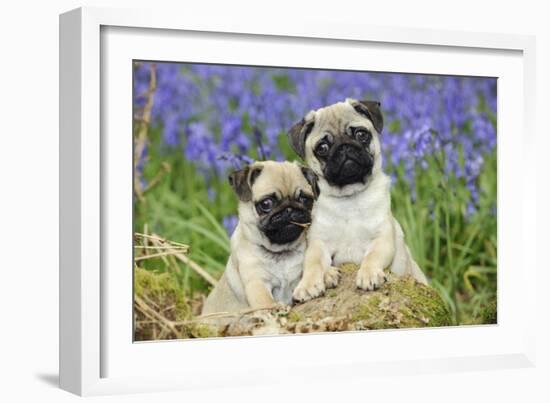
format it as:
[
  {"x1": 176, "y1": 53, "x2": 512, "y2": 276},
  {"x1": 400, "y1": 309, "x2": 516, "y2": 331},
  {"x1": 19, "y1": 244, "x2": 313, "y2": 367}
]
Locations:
[
  {"x1": 289, "y1": 99, "x2": 383, "y2": 161},
  {"x1": 251, "y1": 161, "x2": 316, "y2": 201},
  {"x1": 228, "y1": 160, "x2": 319, "y2": 203}
]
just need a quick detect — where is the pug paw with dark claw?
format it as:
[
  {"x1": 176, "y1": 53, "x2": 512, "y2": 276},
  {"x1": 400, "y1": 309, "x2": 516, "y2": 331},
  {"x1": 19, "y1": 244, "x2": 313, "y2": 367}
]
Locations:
[
  {"x1": 324, "y1": 266, "x2": 340, "y2": 288},
  {"x1": 293, "y1": 273, "x2": 326, "y2": 302},
  {"x1": 356, "y1": 266, "x2": 387, "y2": 291}
]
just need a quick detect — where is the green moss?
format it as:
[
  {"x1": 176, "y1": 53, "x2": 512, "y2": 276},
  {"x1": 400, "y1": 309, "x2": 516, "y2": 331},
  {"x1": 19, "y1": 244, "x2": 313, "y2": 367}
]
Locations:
[
  {"x1": 327, "y1": 290, "x2": 337, "y2": 298},
  {"x1": 351, "y1": 275, "x2": 452, "y2": 329},
  {"x1": 190, "y1": 323, "x2": 219, "y2": 338},
  {"x1": 135, "y1": 267, "x2": 221, "y2": 340},
  {"x1": 352, "y1": 295, "x2": 382, "y2": 322},
  {"x1": 392, "y1": 276, "x2": 452, "y2": 328},
  {"x1": 479, "y1": 300, "x2": 497, "y2": 324},
  {"x1": 134, "y1": 267, "x2": 190, "y2": 321},
  {"x1": 287, "y1": 311, "x2": 302, "y2": 323}
]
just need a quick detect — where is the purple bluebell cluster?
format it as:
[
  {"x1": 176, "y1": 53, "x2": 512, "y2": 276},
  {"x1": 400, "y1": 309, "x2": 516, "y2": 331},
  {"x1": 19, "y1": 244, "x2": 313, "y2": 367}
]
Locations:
[{"x1": 134, "y1": 62, "x2": 496, "y2": 230}]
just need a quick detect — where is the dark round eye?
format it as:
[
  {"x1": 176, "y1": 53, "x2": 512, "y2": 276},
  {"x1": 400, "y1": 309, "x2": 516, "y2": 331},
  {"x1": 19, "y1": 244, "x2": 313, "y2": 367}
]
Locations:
[
  {"x1": 257, "y1": 197, "x2": 274, "y2": 213},
  {"x1": 315, "y1": 141, "x2": 330, "y2": 157},
  {"x1": 298, "y1": 193, "x2": 313, "y2": 208},
  {"x1": 355, "y1": 129, "x2": 372, "y2": 144}
]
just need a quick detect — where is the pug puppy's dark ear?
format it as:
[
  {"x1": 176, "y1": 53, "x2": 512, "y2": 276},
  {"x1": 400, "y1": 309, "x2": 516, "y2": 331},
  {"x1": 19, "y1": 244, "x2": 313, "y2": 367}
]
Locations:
[
  {"x1": 353, "y1": 100, "x2": 383, "y2": 134},
  {"x1": 228, "y1": 167, "x2": 251, "y2": 201},
  {"x1": 228, "y1": 165, "x2": 263, "y2": 202},
  {"x1": 288, "y1": 118, "x2": 315, "y2": 159},
  {"x1": 300, "y1": 167, "x2": 320, "y2": 199}
]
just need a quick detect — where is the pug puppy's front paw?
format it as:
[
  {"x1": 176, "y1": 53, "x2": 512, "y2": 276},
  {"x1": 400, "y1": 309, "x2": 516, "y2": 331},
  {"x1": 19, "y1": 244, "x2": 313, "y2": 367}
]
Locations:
[
  {"x1": 324, "y1": 266, "x2": 340, "y2": 289},
  {"x1": 293, "y1": 273, "x2": 326, "y2": 302},
  {"x1": 356, "y1": 266, "x2": 387, "y2": 291}
]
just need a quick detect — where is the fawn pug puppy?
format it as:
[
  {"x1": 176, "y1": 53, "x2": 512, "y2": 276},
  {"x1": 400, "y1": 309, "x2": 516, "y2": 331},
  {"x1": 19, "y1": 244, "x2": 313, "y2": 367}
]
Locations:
[
  {"x1": 201, "y1": 161, "x2": 319, "y2": 315},
  {"x1": 288, "y1": 98, "x2": 427, "y2": 302}
]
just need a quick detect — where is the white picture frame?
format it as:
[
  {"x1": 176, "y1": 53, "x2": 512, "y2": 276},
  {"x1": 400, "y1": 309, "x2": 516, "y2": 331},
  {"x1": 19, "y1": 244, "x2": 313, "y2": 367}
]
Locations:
[{"x1": 59, "y1": 6, "x2": 537, "y2": 396}]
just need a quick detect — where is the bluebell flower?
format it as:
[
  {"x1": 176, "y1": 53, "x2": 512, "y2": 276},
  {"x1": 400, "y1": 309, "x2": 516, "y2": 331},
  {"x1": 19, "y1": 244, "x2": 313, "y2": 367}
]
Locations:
[{"x1": 133, "y1": 62, "x2": 497, "y2": 215}]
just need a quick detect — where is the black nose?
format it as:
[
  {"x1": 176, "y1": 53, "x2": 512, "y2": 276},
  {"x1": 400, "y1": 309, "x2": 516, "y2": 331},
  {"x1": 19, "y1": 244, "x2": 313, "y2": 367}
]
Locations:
[
  {"x1": 271, "y1": 206, "x2": 297, "y2": 224},
  {"x1": 335, "y1": 142, "x2": 361, "y2": 158},
  {"x1": 290, "y1": 209, "x2": 308, "y2": 222},
  {"x1": 340, "y1": 159, "x2": 360, "y2": 177}
]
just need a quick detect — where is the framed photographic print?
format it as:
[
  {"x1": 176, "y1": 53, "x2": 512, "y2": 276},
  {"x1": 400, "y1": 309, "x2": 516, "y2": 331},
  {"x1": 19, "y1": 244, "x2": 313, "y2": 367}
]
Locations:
[{"x1": 59, "y1": 6, "x2": 537, "y2": 396}]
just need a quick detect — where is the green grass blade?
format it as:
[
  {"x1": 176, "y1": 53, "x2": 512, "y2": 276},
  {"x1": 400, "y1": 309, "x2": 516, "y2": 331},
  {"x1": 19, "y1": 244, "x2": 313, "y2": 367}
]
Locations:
[{"x1": 194, "y1": 200, "x2": 230, "y2": 243}]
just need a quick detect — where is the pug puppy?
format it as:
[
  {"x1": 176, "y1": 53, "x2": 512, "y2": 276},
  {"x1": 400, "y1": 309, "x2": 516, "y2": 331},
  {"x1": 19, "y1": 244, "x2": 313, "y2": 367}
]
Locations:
[
  {"x1": 288, "y1": 98, "x2": 428, "y2": 302},
  {"x1": 201, "y1": 161, "x2": 320, "y2": 315}
]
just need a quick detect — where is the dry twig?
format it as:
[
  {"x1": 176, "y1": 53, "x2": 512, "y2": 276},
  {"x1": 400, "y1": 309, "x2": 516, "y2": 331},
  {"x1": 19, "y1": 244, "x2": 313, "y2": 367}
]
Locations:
[
  {"x1": 134, "y1": 295, "x2": 182, "y2": 338},
  {"x1": 133, "y1": 63, "x2": 157, "y2": 201},
  {"x1": 151, "y1": 233, "x2": 217, "y2": 287},
  {"x1": 133, "y1": 232, "x2": 217, "y2": 286}
]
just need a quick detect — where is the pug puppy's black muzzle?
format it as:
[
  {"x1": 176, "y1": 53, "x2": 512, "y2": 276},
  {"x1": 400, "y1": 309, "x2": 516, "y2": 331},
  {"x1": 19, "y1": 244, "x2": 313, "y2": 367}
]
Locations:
[
  {"x1": 260, "y1": 203, "x2": 311, "y2": 245},
  {"x1": 324, "y1": 141, "x2": 373, "y2": 187}
]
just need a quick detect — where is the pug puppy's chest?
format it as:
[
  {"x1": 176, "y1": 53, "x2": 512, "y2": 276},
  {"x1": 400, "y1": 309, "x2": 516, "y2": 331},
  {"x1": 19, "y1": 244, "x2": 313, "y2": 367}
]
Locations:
[
  {"x1": 262, "y1": 247, "x2": 304, "y2": 305},
  {"x1": 309, "y1": 178, "x2": 390, "y2": 266}
]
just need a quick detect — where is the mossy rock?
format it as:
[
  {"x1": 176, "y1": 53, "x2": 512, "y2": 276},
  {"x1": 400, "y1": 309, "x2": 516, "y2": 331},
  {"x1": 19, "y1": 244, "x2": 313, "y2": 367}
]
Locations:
[
  {"x1": 219, "y1": 263, "x2": 452, "y2": 336},
  {"x1": 134, "y1": 268, "x2": 190, "y2": 320},
  {"x1": 289, "y1": 263, "x2": 452, "y2": 332},
  {"x1": 478, "y1": 300, "x2": 497, "y2": 324},
  {"x1": 134, "y1": 268, "x2": 219, "y2": 340},
  {"x1": 135, "y1": 264, "x2": 452, "y2": 339}
]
